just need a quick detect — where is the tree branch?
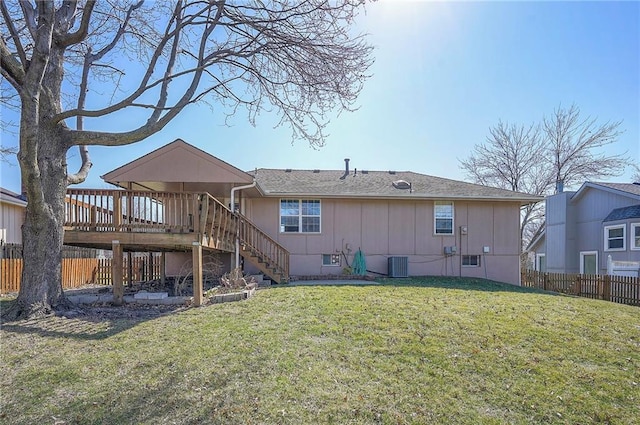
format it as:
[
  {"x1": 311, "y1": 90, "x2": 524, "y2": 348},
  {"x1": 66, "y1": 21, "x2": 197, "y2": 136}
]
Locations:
[
  {"x1": 58, "y1": 0, "x2": 96, "y2": 47},
  {"x1": 0, "y1": 1, "x2": 28, "y2": 68},
  {"x1": 0, "y1": 37, "x2": 26, "y2": 89},
  {"x1": 18, "y1": 1, "x2": 38, "y2": 40}
]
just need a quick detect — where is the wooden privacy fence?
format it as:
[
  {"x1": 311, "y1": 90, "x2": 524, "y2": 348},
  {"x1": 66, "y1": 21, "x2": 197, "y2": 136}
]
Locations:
[
  {"x1": 95, "y1": 256, "x2": 162, "y2": 286},
  {"x1": 1, "y1": 258, "x2": 99, "y2": 294},
  {"x1": 522, "y1": 269, "x2": 640, "y2": 306},
  {"x1": 1, "y1": 251, "x2": 162, "y2": 294}
]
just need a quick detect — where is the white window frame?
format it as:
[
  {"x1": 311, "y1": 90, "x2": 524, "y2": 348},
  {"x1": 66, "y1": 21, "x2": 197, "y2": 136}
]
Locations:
[
  {"x1": 322, "y1": 254, "x2": 341, "y2": 266},
  {"x1": 462, "y1": 255, "x2": 481, "y2": 267},
  {"x1": 434, "y1": 201, "x2": 454, "y2": 235},
  {"x1": 279, "y1": 199, "x2": 321, "y2": 234},
  {"x1": 580, "y1": 251, "x2": 598, "y2": 275},
  {"x1": 631, "y1": 223, "x2": 640, "y2": 251},
  {"x1": 535, "y1": 253, "x2": 546, "y2": 272},
  {"x1": 604, "y1": 224, "x2": 626, "y2": 251}
]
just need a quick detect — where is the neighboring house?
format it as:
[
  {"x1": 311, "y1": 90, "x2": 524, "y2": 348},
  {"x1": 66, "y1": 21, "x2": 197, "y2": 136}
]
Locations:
[
  {"x1": 0, "y1": 187, "x2": 26, "y2": 245},
  {"x1": 527, "y1": 182, "x2": 640, "y2": 276},
  {"x1": 94, "y1": 139, "x2": 540, "y2": 285}
]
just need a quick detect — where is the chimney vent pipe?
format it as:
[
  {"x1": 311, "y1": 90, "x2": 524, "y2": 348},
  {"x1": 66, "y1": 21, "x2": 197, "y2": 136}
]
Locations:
[{"x1": 340, "y1": 158, "x2": 350, "y2": 180}]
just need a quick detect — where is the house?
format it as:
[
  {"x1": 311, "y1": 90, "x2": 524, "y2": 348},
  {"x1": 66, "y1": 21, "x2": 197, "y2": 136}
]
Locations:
[
  {"x1": 527, "y1": 182, "x2": 640, "y2": 276},
  {"x1": 0, "y1": 187, "x2": 26, "y2": 245},
  {"x1": 62, "y1": 139, "x2": 541, "y2": 302}
]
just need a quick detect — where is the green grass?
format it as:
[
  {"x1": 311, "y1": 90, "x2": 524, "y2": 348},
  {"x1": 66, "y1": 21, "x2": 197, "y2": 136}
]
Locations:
[{"x1": 1, "y1": 277, "x2": 639, "y2": 424}]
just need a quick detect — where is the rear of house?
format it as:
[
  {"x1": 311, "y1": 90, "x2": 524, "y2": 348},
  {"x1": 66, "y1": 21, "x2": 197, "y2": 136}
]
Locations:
[
  {"x1": 81, "y1": 140, "x2": 541, "y2": 286},
  {"x1": 241, "y1": 165, "x2": 539, "y2": 284}
]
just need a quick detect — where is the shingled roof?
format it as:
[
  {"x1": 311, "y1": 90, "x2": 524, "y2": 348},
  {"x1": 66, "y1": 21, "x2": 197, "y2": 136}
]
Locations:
[
  {"x1": 573, "y1": 182, "x2": 640, "y2": 201},
  {"x1": 251, "y1": 169, "x2": 542, "y2": 203},
  {"x1": 604, "y1": 204, "x2": 640, "y2": 222}
]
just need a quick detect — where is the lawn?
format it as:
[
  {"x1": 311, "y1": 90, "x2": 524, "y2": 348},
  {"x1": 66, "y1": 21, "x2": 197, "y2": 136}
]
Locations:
[{"x1": 1, "y1": 277, "x2": 639, "y2": 424}]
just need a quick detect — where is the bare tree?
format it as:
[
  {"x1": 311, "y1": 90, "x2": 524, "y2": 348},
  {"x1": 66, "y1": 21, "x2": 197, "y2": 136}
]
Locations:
[
  {"x1": 544, "y1": 104, "x2": 628, "y2": 189},
  {"x1": 1, "y1": 0, "x2": 373, "y2": 319},
  {"x1": 632, "y1": 164, "x2": 640, "y2": 183},
  {"x1": 460, "y1": 121, "x2": 551, "y2": 245},
  {"x1": 460, "y1": 104, "x2": 632, "y2": 250}
]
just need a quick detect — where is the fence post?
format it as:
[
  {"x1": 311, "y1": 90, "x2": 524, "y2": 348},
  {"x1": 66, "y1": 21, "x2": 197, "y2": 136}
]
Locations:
[
  {"x1": 543, "y1": 272, "x2": 549, "y2": 291},
  {"x1": 575, "y1": 274, "x2": 581, "y2": 296},
  {"x1": 603, "y1": 274, "x2": 611, "y2": 302}
]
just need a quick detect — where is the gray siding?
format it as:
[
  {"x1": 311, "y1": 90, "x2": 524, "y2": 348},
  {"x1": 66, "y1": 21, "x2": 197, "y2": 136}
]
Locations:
[
  {"x1": 545, "y1": 192, "x2": 578, "y2": 273},
  {"x1": 575, "y1": 189, "x2": 640, "y2": 272},
  {"x1": 543, "y1": 185, "x2": 640, "y2": 273}
]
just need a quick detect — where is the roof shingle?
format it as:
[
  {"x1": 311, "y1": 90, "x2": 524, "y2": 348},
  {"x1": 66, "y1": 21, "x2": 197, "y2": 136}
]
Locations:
[
  {"x1": 251, "y1": 169, "x2": 541, "y2": 202},
  {"x1": 604, "y1": 204, "x2": 640, "y2": 222}
]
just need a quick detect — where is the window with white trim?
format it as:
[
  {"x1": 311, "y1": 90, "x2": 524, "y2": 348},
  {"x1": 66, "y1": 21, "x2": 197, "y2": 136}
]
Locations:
[
  {"x1": 632, "y1": 223, "x2": 640, "y2": 250},
  {"x1": 322, "y1": 254, "x2": 341, "y2": 266},
  {"x1": 280, "y1": 199, "x2": 321, "y2": 233},
  {"x1": 462, "y1": 255, "x2": 481, "y2": 267},
  {"x1": 434, "y1": 201, "x2": 454, "y2": 235},
  {"x1": 604, "y1": 224, "x2": 625, "y2": 251}
]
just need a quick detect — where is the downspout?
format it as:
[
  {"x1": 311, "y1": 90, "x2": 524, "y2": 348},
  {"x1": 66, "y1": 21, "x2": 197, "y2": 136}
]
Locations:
[{"x1": 230, "y1": 180, "x2": 257, "y2": 270}]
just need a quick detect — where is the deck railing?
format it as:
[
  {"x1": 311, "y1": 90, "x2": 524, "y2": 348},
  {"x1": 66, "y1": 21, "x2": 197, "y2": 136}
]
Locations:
[
  {"x1": 237, "y1": 213, "x2": 290, "y2": 279},
  {"x1": 198, "y1": 193, "x2": 237, "y2": 252},
  {"x1": 64, "y1": 189, "x2": 289, "y2": 281},
  {"x1": 65, "y1": 189, "x2": 199, "y2": 233}
]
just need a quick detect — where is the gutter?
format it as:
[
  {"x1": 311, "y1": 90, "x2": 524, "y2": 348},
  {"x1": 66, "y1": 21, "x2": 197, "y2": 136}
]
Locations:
[
  {"x1": 230, "y1": 180, "x2": 257, "y2": 270},
  {"x1": 0, "y1": 195, "x2": 27, "y2": 208},
  {"x1": 257, "y1": 192, "x2": 544, "y2": 204}
]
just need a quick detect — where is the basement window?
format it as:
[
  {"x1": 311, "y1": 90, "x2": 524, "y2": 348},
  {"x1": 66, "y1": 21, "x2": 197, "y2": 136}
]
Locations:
[
  {"x1": 322, "y1": 254, "x2": 341, "y2": 266},
  {"x1": 462, "y1": 255, "x2": 481, "y2": 267}
]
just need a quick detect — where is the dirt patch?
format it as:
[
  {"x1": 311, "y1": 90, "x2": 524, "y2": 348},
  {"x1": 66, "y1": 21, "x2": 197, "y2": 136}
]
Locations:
[{"x1": 57, "y1": 302, "x2": 189, "y2": 322}]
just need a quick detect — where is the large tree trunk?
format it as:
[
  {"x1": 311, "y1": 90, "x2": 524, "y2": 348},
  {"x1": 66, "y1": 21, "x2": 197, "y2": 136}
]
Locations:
[
  {"x1": 3, "y1": 44, "x2": 73, "y2": 319},
  {"x1": 4, "y1": 126, "x2": 72, "y2": 320}
]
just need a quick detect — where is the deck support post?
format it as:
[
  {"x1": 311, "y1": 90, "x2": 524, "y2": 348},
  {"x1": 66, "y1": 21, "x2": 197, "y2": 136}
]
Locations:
[
  {"x1": 127, "y1": 252, "x2": 133, "y2": 286},
  {"x1": 192, "y1": 242, "x2": 203, "y2": 306},
  {"x1": 112, "y1": 240, "x2": 124, "y2": 305},
  {"x1": 160, "y1": 252, "x2": 166, "y2": 285}
]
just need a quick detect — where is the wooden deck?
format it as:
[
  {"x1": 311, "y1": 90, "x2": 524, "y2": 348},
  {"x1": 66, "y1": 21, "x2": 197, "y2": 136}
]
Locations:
[{"x1": 64, "y1": 189, "x2": 289, "y2": 303}]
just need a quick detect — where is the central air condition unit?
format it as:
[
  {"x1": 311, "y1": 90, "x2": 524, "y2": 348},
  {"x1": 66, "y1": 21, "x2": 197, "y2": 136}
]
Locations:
[{"x1": 388, "y1": 256, "x2": 409, "y2": 278}]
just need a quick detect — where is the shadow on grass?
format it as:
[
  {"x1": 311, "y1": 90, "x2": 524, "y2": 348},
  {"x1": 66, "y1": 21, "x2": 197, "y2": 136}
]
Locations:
[{"x1": 0, "y1": 298, "x2": 187, "y2": 341}]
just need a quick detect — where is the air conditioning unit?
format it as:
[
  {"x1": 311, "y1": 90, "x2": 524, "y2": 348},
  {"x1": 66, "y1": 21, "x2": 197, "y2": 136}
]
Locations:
[{"x1": 388, "y1": 256, "x2": 409, "y2": 278}]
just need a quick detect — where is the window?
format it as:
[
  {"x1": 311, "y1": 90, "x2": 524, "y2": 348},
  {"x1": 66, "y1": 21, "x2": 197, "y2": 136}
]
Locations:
[
  {"x1": 580, "y1": 251, "x2": 598, "y2": 275},
  {"x1": 462, "y1": 255, "x2": 481, "y2": 267},
  {"x1": 632, "y1": 223, "x2": 640, "y2": 250},
  {"x1": 535, "y1": 253, "x2": 546, "y2": 272},
  {"x1": 604, "y1": 224, "x2": 625, "y2": 251},
  {"x1": 322, "y1": 254, "x2": 341, "y2": 266},
  {"x1": 280, "y1": 199, "x2": 320, "y2": 233},
  {"x1": 434, "y1": 201, "x2": 454, "y2": 235}
]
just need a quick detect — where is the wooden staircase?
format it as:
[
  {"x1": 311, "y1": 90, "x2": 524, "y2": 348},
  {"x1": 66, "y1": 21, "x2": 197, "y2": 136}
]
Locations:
[
  {"x1": 199, "y1": 194, "x2": 289, "y2": 283},
  {"x1": 236, "y1": 214, "x2": 289, "y2": 284}
]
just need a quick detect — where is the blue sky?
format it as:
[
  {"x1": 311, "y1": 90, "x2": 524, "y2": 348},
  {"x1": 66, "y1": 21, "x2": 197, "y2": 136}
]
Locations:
[{"x1": 1, "y1": 0, "x2": 638, "y2": 194}]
